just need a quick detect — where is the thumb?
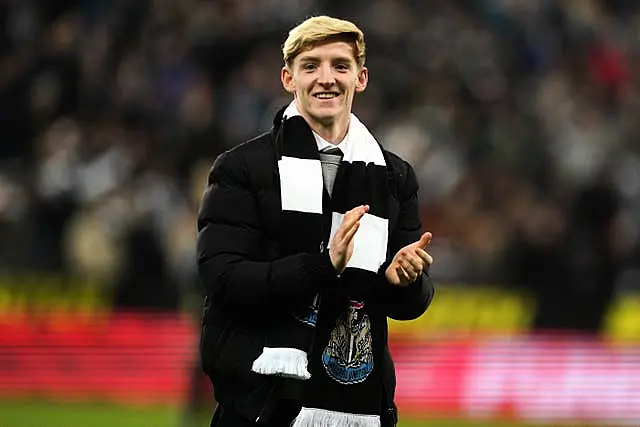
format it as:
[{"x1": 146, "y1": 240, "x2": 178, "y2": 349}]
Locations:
[{"x1": 417, "y1": 232, "x2": 432, "y2": 249}]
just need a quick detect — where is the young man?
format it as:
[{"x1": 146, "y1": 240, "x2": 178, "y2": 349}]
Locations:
[{"x1": 197, "y1": 16, "x2": 435, "y2": 427}]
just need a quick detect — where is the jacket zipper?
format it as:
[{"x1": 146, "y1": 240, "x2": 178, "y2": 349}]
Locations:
[{"x1": 254, "y1": 380, "x2": 278, "y2": 424}]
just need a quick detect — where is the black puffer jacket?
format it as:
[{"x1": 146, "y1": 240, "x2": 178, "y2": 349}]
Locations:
[{"x1": 196, "y1": 109, "x2": 434, "y2": 425}]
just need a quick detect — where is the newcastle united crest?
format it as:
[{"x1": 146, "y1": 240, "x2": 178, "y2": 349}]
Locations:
[{"x1": 321, "y1": 300, "x2": 374, "y2": 384}]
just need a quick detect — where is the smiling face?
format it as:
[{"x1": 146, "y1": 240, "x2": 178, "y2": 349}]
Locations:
[{"x1": 281, "y1": 39, "x2": 368, "y2": 138}]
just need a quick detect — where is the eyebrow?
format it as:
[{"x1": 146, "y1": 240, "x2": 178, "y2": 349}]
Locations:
[{"x1": 298, "y1": 55, "x2": 354, "y2": 63}]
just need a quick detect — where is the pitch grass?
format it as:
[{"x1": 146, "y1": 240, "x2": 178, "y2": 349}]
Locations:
[{"x1": 0, "y1": 399, "x2": 538, "y2": 427}]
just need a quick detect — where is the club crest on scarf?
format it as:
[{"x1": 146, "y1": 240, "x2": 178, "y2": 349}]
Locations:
[{"x1": 322, "y1": 300, "x2": 374, "y2": 384}]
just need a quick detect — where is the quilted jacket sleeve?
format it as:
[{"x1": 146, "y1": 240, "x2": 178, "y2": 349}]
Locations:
[
  {"x1": 375, "y1": 159, "x2": 435, "y2": 321},
  {"x1": 196, "y1": 148, "x2": 339, "y2": 311}
]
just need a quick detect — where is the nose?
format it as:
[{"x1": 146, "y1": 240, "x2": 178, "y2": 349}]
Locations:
[{"x1": 317, "y1": 63, "x2": 335, "y2": 86}]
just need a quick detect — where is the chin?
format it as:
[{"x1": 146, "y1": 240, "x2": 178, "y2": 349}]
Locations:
[
  {"x1": 311, "y1": 106, "x2": 342, "y2": 121},
  {"x1": 311, "y1": 112, "x2": 339, "y2": 126}
]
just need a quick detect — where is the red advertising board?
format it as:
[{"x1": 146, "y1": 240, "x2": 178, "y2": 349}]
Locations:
[
  {"x1": 391, "y1": 336, "x2": 640, "y2": 425},
  {"x1": 1, "y1": 312, "x2": 640, "y2": 424},
  {"x1": 0, "y1": 312, "x2": 197, "y2": 405}
]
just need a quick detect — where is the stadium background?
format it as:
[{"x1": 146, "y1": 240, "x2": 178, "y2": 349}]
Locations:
[{"x1": 1, "y1": 0, "x2": 640, "y2": 425}]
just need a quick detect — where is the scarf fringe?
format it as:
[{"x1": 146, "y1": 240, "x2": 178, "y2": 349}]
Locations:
[
  {"x1": 250, "y1": 347, "x2": 311, "y2": 380},
  {"x1": 291, "y1": 407, "x2": 381, "y2": 427}
]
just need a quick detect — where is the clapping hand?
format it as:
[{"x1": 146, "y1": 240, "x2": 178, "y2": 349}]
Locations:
[{"x1": 385, "y1": 232, "x2": 433, "y2": 286}]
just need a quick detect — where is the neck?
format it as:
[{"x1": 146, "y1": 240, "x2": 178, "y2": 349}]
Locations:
[
  {"x1": 312, "y1": 121, "x2": 349, "y2": 145},
  {"x1": 294, "y1": 102, "x2": 350, "y2": 144}
]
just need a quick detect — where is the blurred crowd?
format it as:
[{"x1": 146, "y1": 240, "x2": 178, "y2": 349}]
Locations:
[{"x1": 1, "y1": 0, "x2": 640, "y2": 331}]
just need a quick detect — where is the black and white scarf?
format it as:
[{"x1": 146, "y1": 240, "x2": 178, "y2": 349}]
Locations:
[{"x1": 251, "y1": 102, "x2": 389, "y2": 426}]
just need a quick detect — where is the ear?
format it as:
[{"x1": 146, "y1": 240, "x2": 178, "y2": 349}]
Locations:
[
  {"x1": 355, "y1": 66, "x2": 368, "y2": 93},
  {"x1": 281, "y1": 66, "x2": 295, "y2": 93}
]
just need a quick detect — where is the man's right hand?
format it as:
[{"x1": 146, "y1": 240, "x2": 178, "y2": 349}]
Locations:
[{"x1": 329, "y1": 205, "x2": 369, "y2": 274}]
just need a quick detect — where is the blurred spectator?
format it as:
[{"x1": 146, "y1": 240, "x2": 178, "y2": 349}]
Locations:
[{"x1": 0, "y1": 0, "x2": 638, "y2": 332}]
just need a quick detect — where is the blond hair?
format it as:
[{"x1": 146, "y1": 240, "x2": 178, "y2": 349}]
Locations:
[{"x1": 282, "y1": 16, "x2": 366, "y2": 67}]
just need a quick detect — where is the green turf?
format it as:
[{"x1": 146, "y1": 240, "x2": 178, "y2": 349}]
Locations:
[
  {"x1": 0, "y1": 400, "x2": 180, "y2": 427},
  {"x1": 0, "y1": 400, "x2": 534, "y2": 427}
]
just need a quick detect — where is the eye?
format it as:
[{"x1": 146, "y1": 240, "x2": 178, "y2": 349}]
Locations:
[
  {"x1": 335, "y1": 63, "x2": 350, "y2": 71},
  {"x1": 302, "y1": 63, "x2": 317, "y2": 71}
]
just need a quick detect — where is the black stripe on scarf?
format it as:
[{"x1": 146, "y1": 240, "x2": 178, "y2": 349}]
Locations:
[{"x1": 278, "y1": 116, "x2": 329, "y2": 256}]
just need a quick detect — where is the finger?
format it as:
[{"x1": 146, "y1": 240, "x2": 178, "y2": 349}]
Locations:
[
  {"x1": 338, "y1": 210, "x2": 361, "y2": 237},
  {"x1": 417, "y1": 232, "x2": 432, "y2": 249},
  {"x1": 400, "y1": 265, "x2": 416, "y2": 283},
  {"x1": 347, "y1": 204, "x2": 369, "y2": 215},
  {"x1": 404, "y1": 253, "x2": 424, "y2": 273},
  {"x1": 396, "y1": 265, "x2": 411, "y2": 284},
  {"x1": 341, "y1": 205, "x2": 368, "y2": 229},
  {"x1": 399, "y1": 252, "x2": 420, "y2": 273},
  {"x1": 416, "y1": 248, "x2": 433, "y2": 266},
  {"x1": 348, "y1": 204, "x2": 369, "y2": 220},
  {"x1": 399, "y1": 259, "x2": 418, "y2": 281},
  {"x1": 342, "y1": 220, "x2": 360, "y2": 243}
]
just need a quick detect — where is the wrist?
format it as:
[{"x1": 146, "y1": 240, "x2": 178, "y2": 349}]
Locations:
[
  {"x1": 328, "y1": 248, "x2": 342, "y2": 275},
  {"x1": 379, "y1": 260, "x2": 393, "y2": 282}
]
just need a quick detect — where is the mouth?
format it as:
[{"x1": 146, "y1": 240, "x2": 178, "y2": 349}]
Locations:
[{"x1": 313, "y1": 91, "x2": 340, "y2": 100}]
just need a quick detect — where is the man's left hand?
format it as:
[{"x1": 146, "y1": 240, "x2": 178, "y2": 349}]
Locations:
[{"x1": 385, "y1": 232, "x2": 433, "y2": 287}]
